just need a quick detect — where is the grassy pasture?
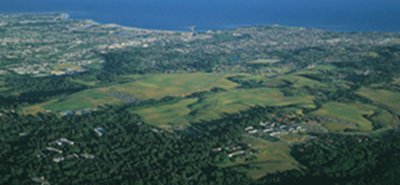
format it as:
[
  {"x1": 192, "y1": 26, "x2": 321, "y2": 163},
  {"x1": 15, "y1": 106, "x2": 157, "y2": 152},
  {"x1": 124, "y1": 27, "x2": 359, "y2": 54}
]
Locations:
[
  {"x1": 190, "y1": 88, "x2": 315, "y2": 123},
  {"x1": 309, "y1": 102, "x2": 376, "y2": 131},
  {"x1": 218, "y1": 138, "x2": 299, "y2": 179},
  {"x1": 319, "y1": 121, "x2": 358, "y2": 132},
  {"x1": 273, "y1": 73, "x2": 327, "y2": 88},
  {"x1": 371, "y1": 109, "x2": 398, "y2": 129},
  {"x1": 41, "y1": 90, "x2": 122, "y2": 112},
  {"x1": 21, "y1": 73, "x2": 239, "y2": 114},
  {"x1": 44, "y1": 101, "x2": 94, "y2": 112},
  {"x1": 93, "y1": 73, "x2": 240, "y2": 100},
  {"x1": 84, "y1": 92, "x2": 109, "y2": 99},
  {"x1": 357, "y1": 87, "x2": 400, "y2": 113},
  {"x1": 132, "y1": 98, "x2": 198, "y2": 130}
]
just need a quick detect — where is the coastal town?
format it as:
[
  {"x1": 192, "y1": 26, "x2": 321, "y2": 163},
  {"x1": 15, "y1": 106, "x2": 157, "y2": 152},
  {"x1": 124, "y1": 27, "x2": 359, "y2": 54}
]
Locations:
[{"x1": 2, "y1": 14, "x2": 399, "y2": 77}]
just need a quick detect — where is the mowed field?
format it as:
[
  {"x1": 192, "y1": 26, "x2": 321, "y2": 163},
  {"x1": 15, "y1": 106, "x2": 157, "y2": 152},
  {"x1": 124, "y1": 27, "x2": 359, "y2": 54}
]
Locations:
[
  {"x1": 309, "y1": 102, "x2": 377, "y2": 131},
  {"x1": 218, "y1": 138, "x2": 300, "y2": 179},
  {"x1": 131, "y1": 98, "x2": 198, "y2": 130},
  {"x1": 190, "y1": 87, "x2": 315, "y2": 123},
  {"x1": 357, "y1": 87, "x2": 400, "y2": 114}
]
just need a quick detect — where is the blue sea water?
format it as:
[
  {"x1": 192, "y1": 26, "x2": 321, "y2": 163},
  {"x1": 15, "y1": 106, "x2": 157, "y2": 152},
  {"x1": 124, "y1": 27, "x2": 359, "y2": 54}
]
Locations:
[{"x1": 1, "y1": 0, "x2": 400, "y2": 32}]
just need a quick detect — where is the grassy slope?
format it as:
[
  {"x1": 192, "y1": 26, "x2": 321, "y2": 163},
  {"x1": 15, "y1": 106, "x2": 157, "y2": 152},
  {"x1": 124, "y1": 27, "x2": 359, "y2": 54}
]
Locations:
[
  {"x1": 132, "y1": 98, "x2": 198, "y2": 130},
  {"x1": 218, "y1": 138, "x2": 300, "y2": 179},
  {"x1": 190, "y1": 88, "x2": 315, "y2": 123},
  {"x1": 357, "y1": 87, "x2": 400, "y2": 113},
  {"x1": 44, "y1": 101, "x2": 95, "y2": 112},
  {"x1": 309, "y1": 102, "x2": 376, "y2": 131},
  {"x1": 93, "y1": 73, "x2": 235, "y2": 99}
]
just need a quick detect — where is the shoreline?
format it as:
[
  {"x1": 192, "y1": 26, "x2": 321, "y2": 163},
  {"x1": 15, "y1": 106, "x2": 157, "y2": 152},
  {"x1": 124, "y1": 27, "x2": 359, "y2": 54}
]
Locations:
[{"x1": 0, "y1": 12, "x2": 396, "y2": 34}]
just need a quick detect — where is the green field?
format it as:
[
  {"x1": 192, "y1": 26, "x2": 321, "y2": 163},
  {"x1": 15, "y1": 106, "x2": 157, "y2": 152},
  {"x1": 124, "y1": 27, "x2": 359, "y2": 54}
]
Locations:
[
  {"x1": 39, "y1": 90, "x2": 122, "y2": 112},
  {"x1": 273, "y1": 73, "x2": 327, "y2": 88},
  {"x1": 84, "y1": 91, "x2": 110, "y2": 99},
  {"x1": 319, "y1": 121, "x2": 358, "y2": 132},
  {"x1": 309, "y1": 102, "x2": 376, "y2": 131},
  {"x1": 190, "y1": 88, "x2": 315, "y2": 123},
  {"x1": 93, "y1": 73, "x2": 238, "y2": 99},
  {"x1": 44, "y1": 101, "x2": 94, "y2": 112},
  {"x1": 218, "y1": 138, "x2": 299, "y2": 179},
  {"x1": 371, "y1": 109, "x2": 398, "y2": 129},
  {"x1": 310, "y1": 64, "x2": 337, "y2": 71},
  {"x1": 357, "y1": 87, "x2": 400, "y2": 114},
  {"x1": 132, "y1": 98, "x2": 198, "y2": 130}
]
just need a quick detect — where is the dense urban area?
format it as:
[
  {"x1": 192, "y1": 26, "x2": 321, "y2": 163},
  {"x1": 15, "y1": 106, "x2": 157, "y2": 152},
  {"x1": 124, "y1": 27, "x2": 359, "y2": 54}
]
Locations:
[{"x1": 0, "y1": 14, "x2": 400, "y2": 184}]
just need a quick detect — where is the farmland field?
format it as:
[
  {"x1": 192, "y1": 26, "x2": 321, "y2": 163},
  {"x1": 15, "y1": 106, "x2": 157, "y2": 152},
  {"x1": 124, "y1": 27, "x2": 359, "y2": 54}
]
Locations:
[
  {"x1": 371, "y1": 109, "x2": 398, "y2": 129},
  {"x1": 273, "y1": 73, "x2": 328, "y2": 88},
  {"x1": 357, "y1": 87, "x2": 400, "y2": 113},
  {"x1": 44, "y1": 101, "x2": 94, "y2": 112},
  {"x1": 93, "y1": 73, "x2": 233, "y2": 99},
  {"x1": 40, "y1": 90, "x2": 123, "y2": 112},
  {"x1": 131, "y1": 98, "x2": 198, "y2": 130},
  {"x1": 309, "y1": 102, "x2": 377, "y2": 131},
  {"x1": 190, "y1": 88, "x2": 315, "y2": 123},
  {"x1": 319, "y1": 121, "x2": 358, "y2": 132}
]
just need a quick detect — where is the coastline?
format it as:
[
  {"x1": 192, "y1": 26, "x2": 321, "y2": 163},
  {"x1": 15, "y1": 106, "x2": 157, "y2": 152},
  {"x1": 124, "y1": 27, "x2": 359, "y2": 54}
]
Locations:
[{"x1": 0, "y1": 12, "x2": 397, "y2": 33}]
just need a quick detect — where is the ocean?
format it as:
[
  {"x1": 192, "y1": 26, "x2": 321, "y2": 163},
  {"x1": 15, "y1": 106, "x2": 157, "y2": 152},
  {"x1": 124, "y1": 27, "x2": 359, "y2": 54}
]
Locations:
[{"x1": 1, "y1": 0, "x2": 400, "y2": 32}]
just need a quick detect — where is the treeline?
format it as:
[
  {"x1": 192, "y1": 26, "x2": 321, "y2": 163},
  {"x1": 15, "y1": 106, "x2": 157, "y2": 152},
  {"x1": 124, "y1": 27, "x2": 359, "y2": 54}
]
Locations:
[
  {"x1": 0, "y1": 75, "x2": 88, "y2": 109},
  {"x1": 257, "y1": 134, "x2": 400, "y2": 185},
  {"x1": 4, "y1": 75, "x2": 87, "y2": 92}
]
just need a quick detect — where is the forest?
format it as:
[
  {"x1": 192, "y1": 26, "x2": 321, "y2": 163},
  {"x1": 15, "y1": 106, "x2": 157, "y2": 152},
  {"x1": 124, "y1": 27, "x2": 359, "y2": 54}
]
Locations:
[{"x1": 1, "y1": 100, "x2": 400, "y2": 184}]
